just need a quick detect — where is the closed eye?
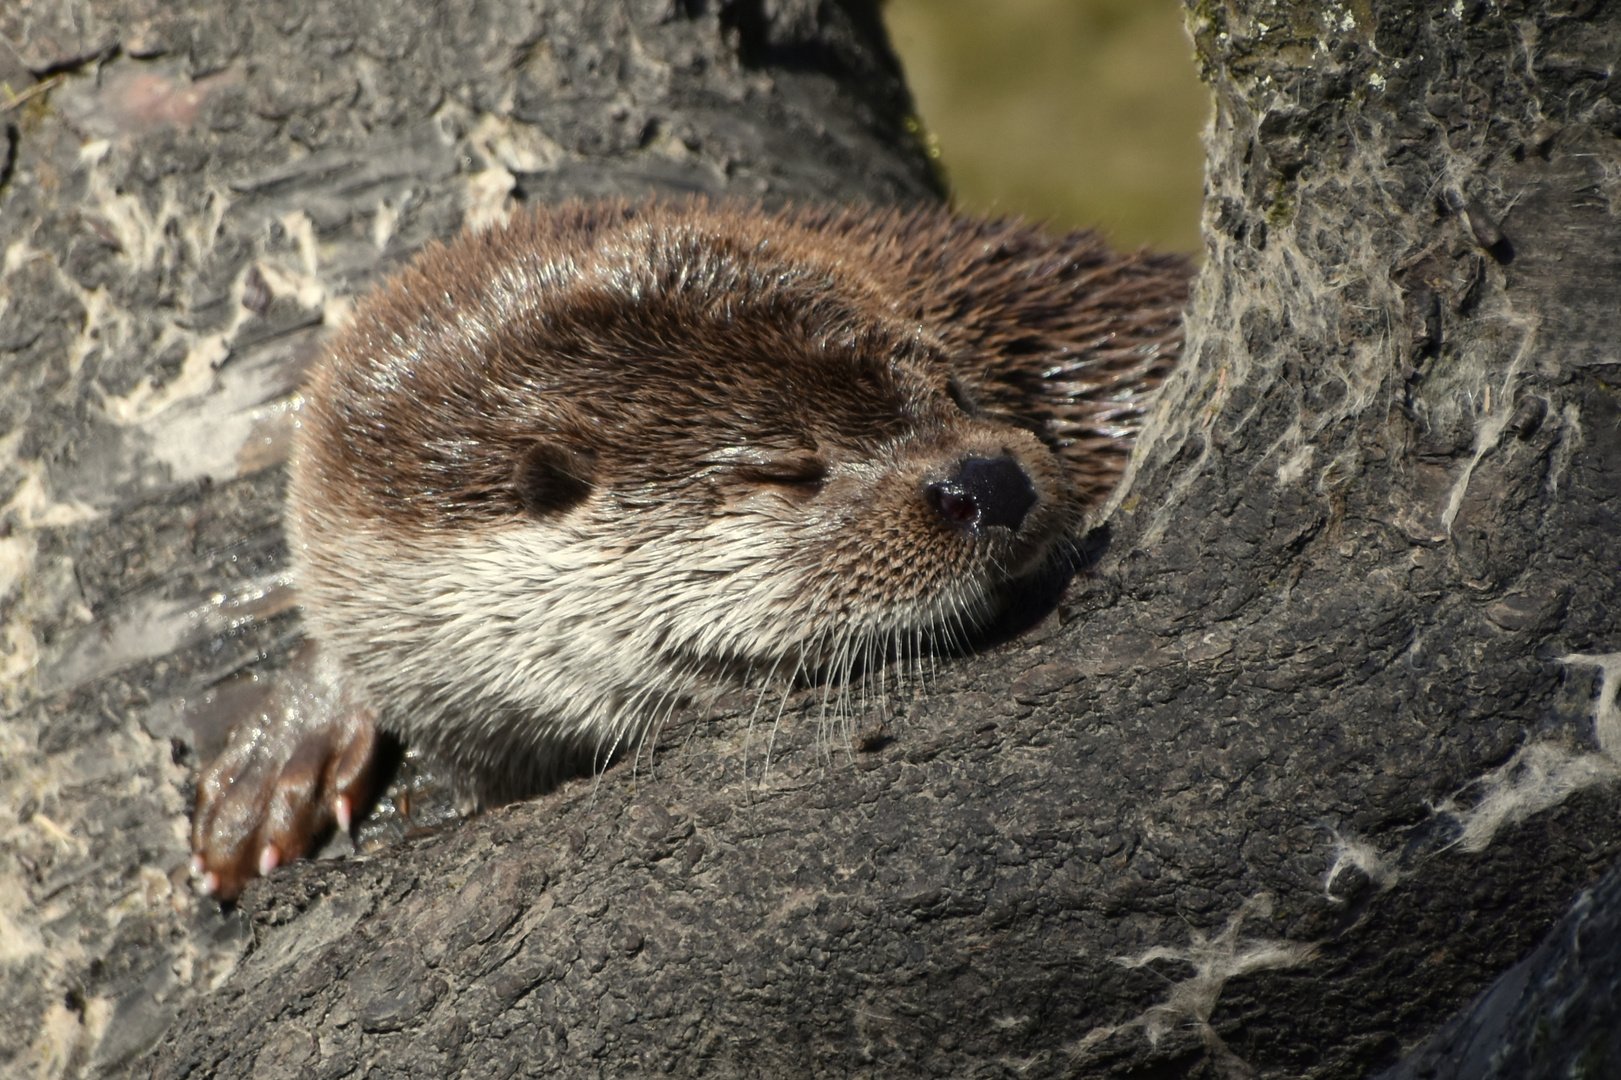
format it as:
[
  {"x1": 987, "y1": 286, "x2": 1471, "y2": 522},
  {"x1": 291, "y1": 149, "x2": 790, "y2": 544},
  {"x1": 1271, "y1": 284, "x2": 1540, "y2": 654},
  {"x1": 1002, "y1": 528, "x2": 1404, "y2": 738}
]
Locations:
[
  {"x1": 704, "y1": 446, "x2": 828, "y2": 493},
  {"x1": 706, "y1": 444, "x2": 829, "y2": 492},
  {"x1": 736, "y1": 459, "x2": 827, "y2": 492}
]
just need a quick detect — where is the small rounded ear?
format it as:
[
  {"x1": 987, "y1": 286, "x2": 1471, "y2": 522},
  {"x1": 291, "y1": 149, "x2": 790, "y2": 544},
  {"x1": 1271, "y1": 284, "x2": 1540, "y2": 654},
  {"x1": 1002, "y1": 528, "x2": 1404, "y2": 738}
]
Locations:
[{"x1": 513, "y1": 442, "x2": 596, "y2": 517}]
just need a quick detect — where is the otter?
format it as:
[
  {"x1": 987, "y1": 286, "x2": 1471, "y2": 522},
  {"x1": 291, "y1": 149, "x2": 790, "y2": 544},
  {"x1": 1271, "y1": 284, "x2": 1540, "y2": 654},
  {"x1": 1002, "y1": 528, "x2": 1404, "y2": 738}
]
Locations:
[{"x1": 191, "y1": 200, "x2": 1190, "y2": 900}]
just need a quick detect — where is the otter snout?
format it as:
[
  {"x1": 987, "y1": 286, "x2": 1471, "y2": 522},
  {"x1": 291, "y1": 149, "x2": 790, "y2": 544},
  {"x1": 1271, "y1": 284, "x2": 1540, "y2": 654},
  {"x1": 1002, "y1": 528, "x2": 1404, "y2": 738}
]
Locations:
[{"x1": 926, "y1": 456, "x2": 1038, "y2": 533}]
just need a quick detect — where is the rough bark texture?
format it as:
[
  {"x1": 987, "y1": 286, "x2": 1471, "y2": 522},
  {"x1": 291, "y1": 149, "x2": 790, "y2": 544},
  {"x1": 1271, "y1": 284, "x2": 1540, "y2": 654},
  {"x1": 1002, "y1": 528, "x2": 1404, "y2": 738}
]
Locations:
[
  {"x1": 1374, "y1": 854, "x2": 1621, "y2": 1080},
  {"x1": 3, "y1": 1, "x2": 1619, "y2": 1079},
  {"x1": 0, "y1": 0, "x2": 938, "y2": 1074}
]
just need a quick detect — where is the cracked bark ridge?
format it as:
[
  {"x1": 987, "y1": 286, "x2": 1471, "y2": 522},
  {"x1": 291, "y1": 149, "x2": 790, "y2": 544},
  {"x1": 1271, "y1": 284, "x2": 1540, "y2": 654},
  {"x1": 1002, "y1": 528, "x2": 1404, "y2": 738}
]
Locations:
[
  {"x1": 0, "y1": 0, "x2": 935, "y2": 1074},
  {"x1": 134, "y1": 1, "x2": 1621, "y2": 1078}
]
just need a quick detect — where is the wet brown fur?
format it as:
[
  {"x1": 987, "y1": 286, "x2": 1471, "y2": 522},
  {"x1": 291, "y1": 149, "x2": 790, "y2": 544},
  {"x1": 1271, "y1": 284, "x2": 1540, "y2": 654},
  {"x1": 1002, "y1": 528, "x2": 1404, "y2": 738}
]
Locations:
[
  {"x1": 287, "y1": 198, "x2": 1193, "y2": 806},
  {"x1": 196, "y1": 200, "x2": 1190, "y2": 897}
]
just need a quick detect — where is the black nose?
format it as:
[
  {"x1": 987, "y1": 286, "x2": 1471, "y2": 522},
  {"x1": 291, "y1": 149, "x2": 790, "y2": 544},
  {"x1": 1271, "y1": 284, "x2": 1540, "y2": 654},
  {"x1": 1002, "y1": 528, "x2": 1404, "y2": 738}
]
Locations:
[{"x1": 927, "y1": 456, "x2": 1037, "y2": 533}]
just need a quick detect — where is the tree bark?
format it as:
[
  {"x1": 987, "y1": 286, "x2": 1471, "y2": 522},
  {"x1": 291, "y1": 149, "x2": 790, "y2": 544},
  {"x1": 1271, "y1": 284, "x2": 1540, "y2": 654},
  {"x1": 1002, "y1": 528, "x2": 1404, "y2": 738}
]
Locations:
[
  {"x1": 3, "y1": 1, "x2": 1619, "y2": 1078},
  {"x1": 1373, "y1": 854, "x2": 1621, "y2": 1080}
]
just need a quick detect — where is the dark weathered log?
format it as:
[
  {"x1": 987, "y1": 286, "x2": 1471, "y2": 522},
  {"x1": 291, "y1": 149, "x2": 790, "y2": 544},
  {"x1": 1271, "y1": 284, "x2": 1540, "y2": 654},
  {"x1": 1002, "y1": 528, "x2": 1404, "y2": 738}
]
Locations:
[{"x1": 4, "y1": 0, "x2": 1620, "y2": 1078}]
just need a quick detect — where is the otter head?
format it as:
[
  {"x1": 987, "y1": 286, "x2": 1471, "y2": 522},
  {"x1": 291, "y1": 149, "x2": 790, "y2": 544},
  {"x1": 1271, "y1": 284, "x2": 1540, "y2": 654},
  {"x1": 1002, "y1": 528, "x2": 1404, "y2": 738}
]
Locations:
[
  {"x1": 491, "y1": 220, "x2": 1072, "y2": 678},
  {"x1": 291, "y1": 207, "x2": 1080, "y2": 795}
]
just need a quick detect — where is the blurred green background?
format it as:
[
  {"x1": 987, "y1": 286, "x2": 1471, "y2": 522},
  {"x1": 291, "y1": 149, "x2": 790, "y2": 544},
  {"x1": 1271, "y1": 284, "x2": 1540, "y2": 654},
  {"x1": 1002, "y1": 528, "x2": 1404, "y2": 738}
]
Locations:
[{"x1": 882, "y1": 0, "x2": 1208, "y2": 255}]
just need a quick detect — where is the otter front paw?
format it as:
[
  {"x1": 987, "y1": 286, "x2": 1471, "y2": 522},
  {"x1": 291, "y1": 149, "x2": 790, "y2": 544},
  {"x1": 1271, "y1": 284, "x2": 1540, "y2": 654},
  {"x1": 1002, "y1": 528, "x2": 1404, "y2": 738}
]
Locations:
[{"x1": 191, "y1": 670, "x2": 378, "y2": 901}]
